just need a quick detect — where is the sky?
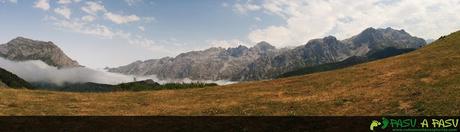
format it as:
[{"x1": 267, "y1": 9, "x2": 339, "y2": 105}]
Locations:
[{"x1": 1, "y1": 0, "x2": 460, "y2": 68}]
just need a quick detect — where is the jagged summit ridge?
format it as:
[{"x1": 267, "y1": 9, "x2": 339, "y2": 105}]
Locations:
[
  {"x1": 109, "y1": 27, "x2": 426, "y2": 81},
  {"x1": 0, "y1": 37, "x2": 81, "y2": 68}
]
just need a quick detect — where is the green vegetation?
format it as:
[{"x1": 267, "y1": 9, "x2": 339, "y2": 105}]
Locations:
[
  {"x1": 157, "y1": 82, "x2": 218, "y2": 90},
  {"x1": 113, "y1": 80, "x2": 218, "y2": 91},
  {"x1": 29, "y1": 79, "x2": 218, "y2": 92}
]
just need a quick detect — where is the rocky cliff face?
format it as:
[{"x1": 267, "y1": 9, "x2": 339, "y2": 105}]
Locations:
[
  {"x1": 234, "y1": 36, "x2": 352, "y2": 80},
  {"x1": 108, "y1": 41, "x2": 278, "y2": 80},
  {"x1": 343, "y1": 27, "x2": 426, "y2": 55},
  {"x1": 236, "y1": 27, "x2": 426, "y2": 80},
  {"x1": 0, "y1": 37, "x2": 81, "y2": 68},
  {"x1": 109, "y1": 27, "x2": 426, "y2": 81}
]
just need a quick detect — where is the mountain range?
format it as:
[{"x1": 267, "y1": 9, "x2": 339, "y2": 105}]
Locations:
[
  {"x1": 108, "y1": 27, "x2": 426, "y2": 81},
  {"x1": 0, "y1": 27, "x2": 426, "y2": 85}
]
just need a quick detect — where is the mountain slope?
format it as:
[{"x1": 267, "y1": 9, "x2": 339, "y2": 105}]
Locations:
[
  {"x1": 0, "y1": 67, "x2": 33, "y2": 89},
  {"x1": 109, "y1": 27, "x2": 426, "y2": 81},
  {"x1": 0, "y1": 37, "x2": 81, "y2": 68},
  {"x1": 0, "y1": 30, "x2": 459, "y2": 115},
  {"x1": 277, "y1": 47, "x2": 416, "y2": 78}
]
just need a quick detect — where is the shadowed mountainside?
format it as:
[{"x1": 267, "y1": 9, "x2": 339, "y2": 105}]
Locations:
[
  {"x1": 0, "y1": 67, "x2": 33, "y2": 89},
  {"x1": 277, "y1": 47, "x2": 417, "y2": 78}
]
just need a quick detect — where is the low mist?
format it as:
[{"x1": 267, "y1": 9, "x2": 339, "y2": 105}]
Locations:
[{"x1": 0, "y1": 58, "x2": 236, "y2": 86}]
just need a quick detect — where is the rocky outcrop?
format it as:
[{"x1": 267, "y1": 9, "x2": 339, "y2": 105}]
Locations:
[
  {"x1": 108, "y1": 41, "x2": 278, "y2": 80},
  {"x1": 0, "y1": 37, "x2": 81, "y2": 68}
]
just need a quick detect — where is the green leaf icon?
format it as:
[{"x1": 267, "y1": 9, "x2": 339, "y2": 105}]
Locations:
[
  {"x1": 381, "y1": 117, "x2": 389, "y2": 129},
  {"x1": 370, "y1": 120, "x2": 381, "y2": 131}
]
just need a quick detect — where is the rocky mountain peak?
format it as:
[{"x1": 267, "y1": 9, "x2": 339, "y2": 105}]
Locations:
[
  {"x1": 225, "y1": 45, "x2": 249, "y2": 57},
  {"x1": 252, "y1": 41, "x2": 276, "y2": 52},
  {"x1": 0, "y1": 37, "x2": 81, "y2": 68},
  {"x1": 362, "y1": 27, "x2": 377, "y2": 33},
  {"x1": 7, "y1": 37, "x2": 56, "y2": 48},
  {"x1": 349, "y1": 27, "x2": 426, "y2": 50},
  {"x1": 323, "y1": 36, "x2": 339, "y2": 43},
  {"x1": 358, "y1": 27, "x2": 410, "y2": 38},
  {"x1": 10, "y1": 36, "x2": 33, "y2": 42},
  {"x1": 305, "y1": 35, "x2": 339, "y2": 46},
  {"x1": 229, "y1": 45, "x2": 249, "y2": 51},
  {"x1": 236, "y1": 45, "x2": 249, "y2": 49}
]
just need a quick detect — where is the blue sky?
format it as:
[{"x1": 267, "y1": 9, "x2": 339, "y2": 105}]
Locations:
[{"x1": 1, "y1": 0, "x2": 460, "y2": 68}]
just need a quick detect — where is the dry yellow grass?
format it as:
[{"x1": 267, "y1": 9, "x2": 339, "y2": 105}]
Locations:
[{"x1": 1, "y1": 31, "x2": 460, "y2": 116}]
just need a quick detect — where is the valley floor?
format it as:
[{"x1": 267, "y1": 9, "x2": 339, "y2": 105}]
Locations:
[{"x1": 1, "y1": 32, "x2": 460, "y2": 115}]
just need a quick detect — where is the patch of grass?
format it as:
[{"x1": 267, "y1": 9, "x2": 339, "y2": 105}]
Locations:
[
  {"x1": 334, "y1": 99, "x2": 349, "y2": 106},
  {"x1": 414, "y1": 71, "x2": 431, "y2": 79},
  {"x1": 414, "y1": 101, "x2": 425, "y2": 113}
]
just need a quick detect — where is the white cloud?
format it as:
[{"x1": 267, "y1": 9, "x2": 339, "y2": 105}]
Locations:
[
  {"x1": 44, "y1": 13, "x2": 114, "y2": 38},
  {"x1": 40, "y1": 0, "x2": 168, "y2": 57},
  {"x1": 125, "y1": 0, "x2": 143, "y2": 6},
  {"x1": 54, "y1": 7, "x2": 72, "y2": 19},
  {"x1": 207, "y1": 39, "x2": 250, "y2": 48},
  {"x1": 124, "y1": 35, "x2": 188, "y2": 55},
  {"x1": 34, "y1": 0, "x2": 50, "y2": 11},
  {"x1": 104, "y1": 12, "x2": 140, "y2": 24},
  {"x1": 233, "y1": 3, "x2": 261, "y2": 14},
  {"x1": 127, "y1": 36, "x2": 156, "y2": 48},
  {"x1": 49, "y1": 16, "x2": 174, "y2": 55},
  {"x1": 0, "y1": 58, "x2": 235, "y2": 86},
  {"x1": 54, "y1": 19, "x2": 115, "y2": 38},
  {"x1": 138, "y1": 26, "x2": 145, "y2": 31},
  {"x1": 235, "y1": 0, "x2": 460, "y2": 47},
  {"x1": 0, "y1": 0, "x2": 17, "y2": 4},
  {"x1": 81, "y1": 15, "x2": 96, "y2": 22},
  {"x1": 57, "y1": 0, "x2": 72, "y2": 5},
  {"x1": 81, "y1": 1, "x2": 106, "y2": 15},
  {"x1": 80, "y1": 1, "x2": 147, "y2": 24},
  {"x1": 57, "y1": 0, "x2": 81, "y2": 4},
  {"x1": 254, "y1": 17, "x2": 261, "y2": 21},
  {"x1": 143, "y1": 17, "x2": 155, "y2": 23},
  {"x1": 0, "y1": 58, "x2": 143, "y2": 85},
  {"x1": 222, "y1": 2, "x2": 229, "y2": 7}
]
